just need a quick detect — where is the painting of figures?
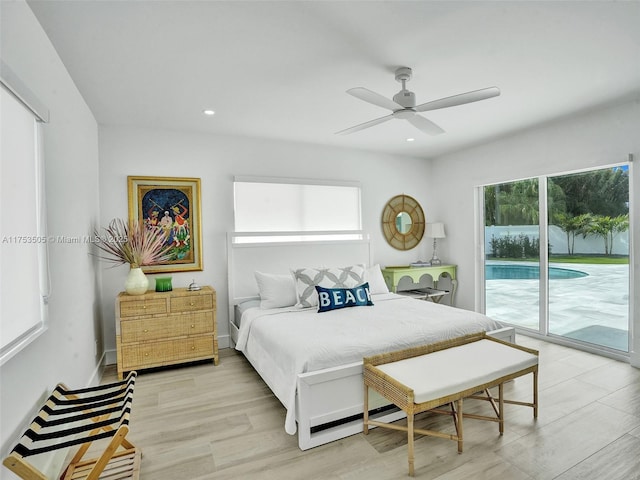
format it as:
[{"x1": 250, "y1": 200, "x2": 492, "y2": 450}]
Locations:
[{"x1": 128, "y1": 176, "x2": 202, "y2": 272}]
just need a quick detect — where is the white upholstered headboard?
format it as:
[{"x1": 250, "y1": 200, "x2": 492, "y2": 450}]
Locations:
[{"x1": 227, "y1": 233, "x2": 372, "y2": 323}]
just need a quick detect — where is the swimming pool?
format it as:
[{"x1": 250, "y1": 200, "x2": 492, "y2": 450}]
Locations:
[{"x1": 486, "y1": 264, "x2": 588, "y2": 280}]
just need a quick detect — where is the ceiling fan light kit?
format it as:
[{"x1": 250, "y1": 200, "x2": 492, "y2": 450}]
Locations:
[{"x1": 337, "y1": 66, "x2": 500, "y2": 136}]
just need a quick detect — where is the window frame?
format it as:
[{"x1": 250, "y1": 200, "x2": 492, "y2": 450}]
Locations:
[{"x1": 0, "y1": 63, "x2": 50, "y2": 365}]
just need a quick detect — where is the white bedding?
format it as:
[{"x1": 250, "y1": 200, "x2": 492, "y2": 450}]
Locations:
[{"x1": 235, "y1": 293, "x2": 503, "y2": 434}]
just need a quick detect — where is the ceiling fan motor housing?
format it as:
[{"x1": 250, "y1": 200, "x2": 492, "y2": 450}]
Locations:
[{"x1": 393, "y1": 90, "x2": 416, "y2": 108}]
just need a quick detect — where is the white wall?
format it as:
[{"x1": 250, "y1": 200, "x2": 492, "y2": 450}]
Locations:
[
  {"x1": 98, "y1": 127, "x2": 433, "y2": 358},
  {"x1": 430, "y1": 99, "x2": 640, "y2": 366},
  {"x1": 0, "y1": 0, "x2": 103, "y2": 469}
]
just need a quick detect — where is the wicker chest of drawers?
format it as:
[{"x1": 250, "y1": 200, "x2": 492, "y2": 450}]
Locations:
[{"x1": 115, "y1": 286, "x2": 218, "y2": 379}]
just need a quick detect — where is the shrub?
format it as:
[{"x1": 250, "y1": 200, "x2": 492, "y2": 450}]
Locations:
[{"x1": 489, "y1": 234, "x2": 539, "y2": 258}]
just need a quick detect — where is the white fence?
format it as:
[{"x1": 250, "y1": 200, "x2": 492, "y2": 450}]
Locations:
[{"x1": 485, "y1": 225, "x2": 630, "y2": 256}]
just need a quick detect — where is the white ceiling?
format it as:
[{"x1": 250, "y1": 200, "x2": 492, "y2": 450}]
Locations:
[{"x1": 27, "y1": 1, "x2": 640, "y2": 159}]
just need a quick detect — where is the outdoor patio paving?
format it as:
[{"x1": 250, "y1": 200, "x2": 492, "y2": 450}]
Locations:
[{"x1": 485, "y1": 262, "x2": 630, "y2": 351}]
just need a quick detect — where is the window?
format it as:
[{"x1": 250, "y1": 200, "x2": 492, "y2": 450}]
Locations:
[
  {"x1": 0, "y1": 68, "x2": 49, "y2": 365},
  {"x1": 233, "y1": 176, "x2": 362, "y2": 242},
  {"x1": 481, "y1": 165, "x2": 630, "y2": 356}
]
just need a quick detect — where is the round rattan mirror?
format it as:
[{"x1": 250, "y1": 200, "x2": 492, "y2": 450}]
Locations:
[{"x1": 381, "y1": 194, "x2": 425, "y2": 250}]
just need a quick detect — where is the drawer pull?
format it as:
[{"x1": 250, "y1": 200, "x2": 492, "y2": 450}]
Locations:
[
  {"x1": 143, "y1": 329, "x2": 148, "y2": 333},
  {"x1": 142, "y1": 305, "x2": 147, "y2": 309},
  {"x1": 191, "y1": 346, "x2": 195, "y2": 350},
  {"x1": 190, "y1": 302, "x2": 195, "y2": 306},
  {"x1": 144, "y1": 353, "x2": 149, "y2": 356},
  {"x1": 191, "y1": 324, "x2": 195, "y2": 328}
]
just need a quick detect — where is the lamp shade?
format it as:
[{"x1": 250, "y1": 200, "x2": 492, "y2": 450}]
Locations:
[{"x1": 425, "y1": 222, "x2": 446, "y2": 239}]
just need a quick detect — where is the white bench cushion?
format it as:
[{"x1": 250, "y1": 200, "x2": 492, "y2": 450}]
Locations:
[{"x1": 376, "y1": 339, "x2": 538, "y2": 404}]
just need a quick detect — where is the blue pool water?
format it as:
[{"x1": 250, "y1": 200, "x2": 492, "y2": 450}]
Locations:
[{"x1": 486, "y1": 264, "x2": 588, "y2": 280}]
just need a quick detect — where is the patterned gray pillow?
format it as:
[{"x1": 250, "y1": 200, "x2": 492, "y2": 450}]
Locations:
[{"x1": 292, "y1": 265, "x2": 366, "y2": 308}]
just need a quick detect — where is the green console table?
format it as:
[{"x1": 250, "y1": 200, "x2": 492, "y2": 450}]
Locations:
[{"x1": 381, "y1": 265, "x2": 457, "y2": 305}]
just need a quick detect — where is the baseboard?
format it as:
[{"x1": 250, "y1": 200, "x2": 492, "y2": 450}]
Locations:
[
  {"x1": 87, "y1": 351, "x2": 107, "y2": 386},
  {"x1": 105, "y1": 348, "x2": 117, "y2": 366},
  {"x1": 218, "y1": 334, "x2": 230, "y2": 349}
]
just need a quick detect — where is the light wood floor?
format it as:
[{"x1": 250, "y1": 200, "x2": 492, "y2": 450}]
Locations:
[{"x1": 101, "y1": 336, "x2": 640, "y2": 479}]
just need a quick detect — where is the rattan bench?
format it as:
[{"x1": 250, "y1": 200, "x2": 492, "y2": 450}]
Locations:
[
  {"x1": 363, "y1": 332, "x2": 538, "y2": 477},
  {"x1": 3, "y1": 372, "x2": 140, "y2": 480}
]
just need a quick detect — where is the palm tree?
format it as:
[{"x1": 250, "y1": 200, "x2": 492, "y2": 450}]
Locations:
[
  {"x1": 586, "y1": 214, "x2": 629, "y2": 255},
  {"x1": 553, "y1": 213, "x2": 592, "y2": 255},
  {"x1": 610, "y1": 214, "x2": 630, "y2": 255}
]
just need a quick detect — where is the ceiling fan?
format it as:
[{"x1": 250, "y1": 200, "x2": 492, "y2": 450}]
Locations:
[{"x1": 336, "y1": 67, "x2": 500, "y2": 136}]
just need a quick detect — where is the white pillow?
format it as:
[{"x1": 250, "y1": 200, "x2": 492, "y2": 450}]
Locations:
[
  {"x1": 254, "y1": 271, "x2": 297, "y2": 309},
  {"x1": 291, "y1": 264, "x2": 366, "y2": 308},
  {"x1": 366, "y1": 264, "x2": 390, "y2": 294}
]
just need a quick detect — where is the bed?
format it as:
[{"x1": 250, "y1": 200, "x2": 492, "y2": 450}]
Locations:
[{"x1": 227, "y1": 233, "x2": 515, "y2": 450}]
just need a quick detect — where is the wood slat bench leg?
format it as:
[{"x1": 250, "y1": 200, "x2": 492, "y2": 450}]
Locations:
[
  {"x1": 499, "y1": 383, "x2": 505, "y2": 435},
  {"x1": 457, "y1": 398, "x2": 463, "y2": 454},
  {"x1": 363, "y1": 384, "x2": 369, "y2": 435},
  {"x1": 534, "y1": 369, "x2": 539, "y2": 418},
  {"x1": 408, "y1": 411, "x2": 414, "y2": 477},
  {"x1": 450, "y1": 402, "x2": 459, "y2": 437}
]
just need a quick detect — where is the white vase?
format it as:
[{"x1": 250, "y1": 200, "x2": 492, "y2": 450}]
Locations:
[{"x1": 125, "y1": 266, "x2": 149, "y2": 295}]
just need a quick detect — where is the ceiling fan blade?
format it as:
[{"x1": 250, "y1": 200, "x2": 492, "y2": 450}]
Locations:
[
  {"x1": 415, "y1": 86, "x2": 500, "y2": 113},
  {"x1": 336, "y1": 114, "x2": 394, "y2": 135},
  {"x1": 347, "y1": 87, "x2": 404, "y2": 111},
  {"x1": 406, "y1": 115, "x2": 445, "y2": 135}
]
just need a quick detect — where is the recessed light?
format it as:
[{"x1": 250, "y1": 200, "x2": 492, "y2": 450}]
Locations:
[
  {"x1": 406, "y1": 138, "x2": 415, "y2": 142},
  {"x1": 202, "y1": 109, "x2": 215, "y2": 116}
]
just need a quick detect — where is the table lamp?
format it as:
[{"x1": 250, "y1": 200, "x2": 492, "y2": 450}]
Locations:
[{"x1": 426, "y1": 223, "x2": 446, "y2": 266}]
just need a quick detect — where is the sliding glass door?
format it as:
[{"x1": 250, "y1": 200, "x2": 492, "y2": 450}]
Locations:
[
  {"x1": 483, "y1": 166, "x2": 630, "y2": 353},
  {"x1": 484, "y1": 179, "x2": 541, "y2": 331},
  {"x1": 547, "y1": 168, "x2": 630, "y2": 351}
]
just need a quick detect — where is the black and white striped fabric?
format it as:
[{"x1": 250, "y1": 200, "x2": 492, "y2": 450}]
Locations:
[{"x1": 11, "y1": 372, "x2": 136, "y2": 458}]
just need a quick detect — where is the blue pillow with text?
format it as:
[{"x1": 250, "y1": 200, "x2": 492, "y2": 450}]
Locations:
[{"x1": 315, "y1": 283, "x2": 373, "y2": 313}]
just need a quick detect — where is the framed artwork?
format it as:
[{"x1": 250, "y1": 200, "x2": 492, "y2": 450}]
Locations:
[{"x1": 128, "y1": 176, "x2": 203, "y2": 273}]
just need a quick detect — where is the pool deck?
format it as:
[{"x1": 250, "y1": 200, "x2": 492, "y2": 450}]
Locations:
[{"x1": 485, "y1": 261, "x2": 629, "y2": 351}]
